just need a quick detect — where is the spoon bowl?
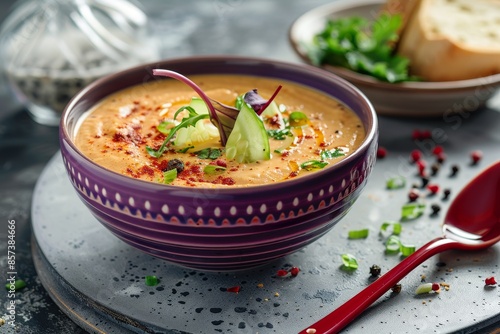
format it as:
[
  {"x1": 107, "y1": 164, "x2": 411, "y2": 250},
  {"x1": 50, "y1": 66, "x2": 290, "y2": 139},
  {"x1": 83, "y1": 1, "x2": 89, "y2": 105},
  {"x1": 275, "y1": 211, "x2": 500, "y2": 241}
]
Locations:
[{"x1": 300, "y1": 161, "x2": 500, "y2": 334}]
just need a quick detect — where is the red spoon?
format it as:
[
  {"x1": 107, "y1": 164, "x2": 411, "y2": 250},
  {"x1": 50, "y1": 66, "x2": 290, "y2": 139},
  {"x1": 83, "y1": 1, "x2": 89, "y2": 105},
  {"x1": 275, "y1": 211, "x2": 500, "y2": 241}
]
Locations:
[{"x1": 299, "y1": 161, "x2": 500, "y2": 334}]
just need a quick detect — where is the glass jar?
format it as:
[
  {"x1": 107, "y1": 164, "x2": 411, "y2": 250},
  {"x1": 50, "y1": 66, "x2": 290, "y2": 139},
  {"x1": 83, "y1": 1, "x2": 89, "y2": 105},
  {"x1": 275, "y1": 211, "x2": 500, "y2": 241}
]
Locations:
[{"x1": 0, "y1": 0, "x2": 159, "y2": 126}]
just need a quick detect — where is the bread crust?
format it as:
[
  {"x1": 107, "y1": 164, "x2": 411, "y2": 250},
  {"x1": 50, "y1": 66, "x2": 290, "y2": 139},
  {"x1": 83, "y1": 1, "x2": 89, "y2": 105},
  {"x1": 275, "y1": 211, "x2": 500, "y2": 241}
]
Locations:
[{"x1": 396, "y1": 0, "x2": 500, "y2": 81}]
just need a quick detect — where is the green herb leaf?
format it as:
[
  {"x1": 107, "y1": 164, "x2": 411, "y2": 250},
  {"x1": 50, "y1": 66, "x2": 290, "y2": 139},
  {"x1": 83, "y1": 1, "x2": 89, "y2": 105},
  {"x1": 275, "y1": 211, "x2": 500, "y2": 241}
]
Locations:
[
  {"x1": 310, "y1": 14, "x2": 417, "y2": 83},
  {"x1": 145, "y1": 275, "x2": 159, "y2": 286},
  {"x1": 204, "y1": 165, "x2": 226, "y2": 174},
  {"x1": 196, "y1": 148, "x2": 222, "y2": 160},
  {"x1": 300, "y1": 160, "x2": 328, "y2": 170},
  {"x1": 348, "y1": 228, "x2": 369, "y2": 239},
  {"x1": 267, "y1": 128, "x2": 293, "y2": 140},
  {"x1": 401, "y1": 203, "x2": 426, "y2": 221},
  {"x1": 380, "y1": 221, "x2": 402, "y2": 235},
  {"x1": 386, "y1": 176, "x2": 406, "y2": 190},
  {"x1": 163, "y1": 169, "x2": 177, "y2": 184},
  {"x1": 146, "y1": 106, "x2": 210, "y2": 158},
  {"x1": 320, "y1": 148, "x2": 346, "y2": 160},
  {"x1": 341, "y1": 253, "x2": 358, "y2": 270}
]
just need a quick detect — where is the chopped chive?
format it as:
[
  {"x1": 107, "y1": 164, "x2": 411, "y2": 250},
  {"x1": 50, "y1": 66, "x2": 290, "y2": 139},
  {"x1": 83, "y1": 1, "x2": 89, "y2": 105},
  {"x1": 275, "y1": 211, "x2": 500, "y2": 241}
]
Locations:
[
  {"x1": 386, "y1": 176, "x2": 406, "y2": 190},
  {"x1": 145, "y1": 275, "x2": 159, "y2": 286},
  {"x1": 348, "y1": 228, "x2": 369, "y2": 239},
  {"x1": 163, "y1": 169, "x2": 177, "y2": 184},
  {"x1": 341, "y1": 253, "x2": 358, "y2": 270},
  {"x1": 401, "y1": 203, "x2": 426, "y2": 221},
  {"x1": 204, "y1": 165, "x2": 226, "y2": 174},
  {"x1": 300, "y1": 160, "x2": 328, "y2": 170},
  {"x1": 400, "y1": 243, "x2": 416, "y2": 256},
  {"x1": 5, "y1": 279, "x2": 26, "y2": 291},
  {"x1": 320, "y1": 148, "x2": 345, "y2": 160},
  {"x1": 380, "y1": 221, "x2": 402, "y2": 235},
  {"x1": 385, "y1": 235, "x2": 401, "y2": 254}
]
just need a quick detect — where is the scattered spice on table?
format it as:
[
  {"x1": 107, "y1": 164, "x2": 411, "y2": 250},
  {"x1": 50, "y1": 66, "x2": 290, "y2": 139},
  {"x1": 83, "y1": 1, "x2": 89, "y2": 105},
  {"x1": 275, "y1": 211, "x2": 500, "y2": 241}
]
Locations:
[
  {"x1": 450, "y1": 165, "x2": 460, "y2": 177},
  {"x1": 145, "y1": 275, "x2": 159, "y2": 286},
  {"x1": 391, "y1": 283, "x2": 402, "y2": 293},
  {"x1": 377, "y1": 146, "x2": 387, "y2": 158},
  {"x1": 408, "y1": 188, "x2": 420, "y2": 202}
]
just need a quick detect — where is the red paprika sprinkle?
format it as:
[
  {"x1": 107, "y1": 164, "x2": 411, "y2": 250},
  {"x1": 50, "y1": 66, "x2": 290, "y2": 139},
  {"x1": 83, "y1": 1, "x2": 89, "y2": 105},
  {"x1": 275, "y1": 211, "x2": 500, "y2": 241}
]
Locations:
[
  {"x1": 276, "y1": 270, "x2": 289, "y2": 277},
  {"x1": 227, "y1": 286, "x2": 241, "y2": 293},
  {"x1": 485, "y1": 276, "x2": 497, "y2": 285},
  {"x1": 377, "y1": 147, "x2": 387, "y2": 159},
  {"x1": 290, "y1": 267, "x2": 300, "y2": 277}
]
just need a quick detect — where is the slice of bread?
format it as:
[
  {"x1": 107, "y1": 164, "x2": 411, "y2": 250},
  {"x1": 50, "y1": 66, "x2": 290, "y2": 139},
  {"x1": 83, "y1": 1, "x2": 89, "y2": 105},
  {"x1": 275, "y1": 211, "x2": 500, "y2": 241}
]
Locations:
[{"x1": 396, "y1": 0, "x2": 500, "y2": 81}]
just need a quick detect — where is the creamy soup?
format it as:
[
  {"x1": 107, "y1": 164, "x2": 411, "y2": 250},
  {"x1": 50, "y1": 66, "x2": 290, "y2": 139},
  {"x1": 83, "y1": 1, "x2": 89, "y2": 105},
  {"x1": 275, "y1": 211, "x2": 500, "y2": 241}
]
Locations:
[{"x1": 75, "y1": 74, "x2": 365, "y2": 187}]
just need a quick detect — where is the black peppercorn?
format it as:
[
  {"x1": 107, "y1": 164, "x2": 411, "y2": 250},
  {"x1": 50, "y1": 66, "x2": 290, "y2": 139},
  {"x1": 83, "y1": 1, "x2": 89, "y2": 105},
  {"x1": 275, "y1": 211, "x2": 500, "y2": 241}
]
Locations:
[
  {"x1": 430, "y1": 204, "x2": 441, "y2": 216},
  {"x1": 420, "y1": 176, "x2": 430, "y2": 188},
  {"x1": 431, "y1": 163, "x2": 440, "y2": 176},
  {"x1": 450, "y1": 165, "x2": 459, "y2": 177},
  {"x1": 391, "y1": 283, "x2": 402, "y2": 293},
  {"x1": 442, "y1": 188, "x2": 451, "y2": 201},
  {"x1": 165, "y1": 159, "x2": 185, "y2": 173},
  {"x1": 369, "y1": 264, "x2": 381, "y2": 277}
]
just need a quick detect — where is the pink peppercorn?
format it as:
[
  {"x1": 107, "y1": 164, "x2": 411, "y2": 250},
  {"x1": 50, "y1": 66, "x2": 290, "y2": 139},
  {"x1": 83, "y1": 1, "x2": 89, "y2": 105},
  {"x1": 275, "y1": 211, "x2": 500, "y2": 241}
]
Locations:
[
  {"x1": 290, "y1": 267, "x2": 300, "y2": 277},
  {"x1": 471, "y1": 150, "x2": 483, "y2": 164},
  {"x1": 431, "y1": 283, "x2": 441, "y2": 291},
  {"x1": 432, "y1": 146, "x2": 444, "y2": 156},
  {"x1": 408, "y1": 189, "x2": 420, "y2": 202},
  {"x1": 377, "y1": 147, "x2": 387, "y2": 159},
  {"x1": 427, "y1": 184, "x2": 439, "y2": 194},
  {"x1": 485, "y1": 276, "x2": 497, "y2": 285},
  {"x1": 410, "y1": 149, "x2": 422, "y2": 162},
  {"x1": 277, "y1": 270, "x2": 289, "y2": 277},
  {"x1": 416, "y1": 160, "x2": 427, "y2": 176}
]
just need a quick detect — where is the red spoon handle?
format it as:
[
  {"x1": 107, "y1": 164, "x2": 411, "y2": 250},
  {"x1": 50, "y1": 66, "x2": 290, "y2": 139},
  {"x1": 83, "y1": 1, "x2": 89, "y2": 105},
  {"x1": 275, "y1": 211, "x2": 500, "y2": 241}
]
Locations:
[{"x1": 298, "y1": 237, "x2": 458, "y2": 334}]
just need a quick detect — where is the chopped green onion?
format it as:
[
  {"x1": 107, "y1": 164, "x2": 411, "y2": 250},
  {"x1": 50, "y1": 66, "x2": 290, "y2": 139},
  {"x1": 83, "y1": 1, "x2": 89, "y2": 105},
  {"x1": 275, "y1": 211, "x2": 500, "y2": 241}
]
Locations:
[
  {"x1": 415, "y1": 283, "x2": 434, "y2": 294},
  {"x1": 196, "y1": 148, "x2": 222, "y2": 160},
  {"x1": 386, "y1": 176, "x2": 406, "y2": 189},
  {"x1": 289, "y1": 111, "x2": 309, "y2": 127},
  {"x1": 145, "y1": 275, "x2": 159, "y2": 286},
  {"x1": 300, "y1": 160, "x2": 328, "y2": 170},
  {"x1": 348, "y1": 228, "x2": 369, "y2": 239},
  {"x1": 385, "y1": 235, "x2": 401, "y2": 254},
  {"x1": 320, "y1": 148, "x2": 346, "y2": 160},
  {"x1": 5, "y1": 279, "x2": 26, "y2": 291},
  {"x1": 400, "y1": 243, "x2": 416, "y2": 256},
  {"x1": 401, "y1": 203, "x2": 426, "y2": 221},
  {"x1": 204, "y1": 165, "x2": 226, "y2": 174},
  {"x1": 341, "y1": 253, "x2": 358, "y2": 270},
  {"x1": 163, "y1": 169, "x2": 177, "y2": 184},
  {"x1": 380, "y1": 221, "x2": 402, "y2": 235}
]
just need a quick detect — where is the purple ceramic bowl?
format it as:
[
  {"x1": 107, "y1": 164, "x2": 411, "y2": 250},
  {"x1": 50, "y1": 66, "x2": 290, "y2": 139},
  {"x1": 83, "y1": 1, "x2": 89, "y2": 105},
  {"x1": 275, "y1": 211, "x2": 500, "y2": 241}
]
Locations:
[{"x1": 60, "y1": 56, "x2": 378, "y2": 271}]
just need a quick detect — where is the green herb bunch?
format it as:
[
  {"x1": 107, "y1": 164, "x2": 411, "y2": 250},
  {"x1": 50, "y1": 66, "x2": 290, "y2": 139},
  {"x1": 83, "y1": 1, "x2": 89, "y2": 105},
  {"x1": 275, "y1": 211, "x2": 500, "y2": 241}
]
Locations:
[{"x1": 309, "y1": 14, "x2": 416, "y2": 83}]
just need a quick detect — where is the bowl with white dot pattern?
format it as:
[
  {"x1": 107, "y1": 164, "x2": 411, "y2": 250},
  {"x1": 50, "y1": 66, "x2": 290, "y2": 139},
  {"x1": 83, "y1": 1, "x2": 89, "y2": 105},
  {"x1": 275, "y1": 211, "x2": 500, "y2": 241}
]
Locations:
[{"x1": 60, "y1": 56, "x2": 378, "y2": 271}]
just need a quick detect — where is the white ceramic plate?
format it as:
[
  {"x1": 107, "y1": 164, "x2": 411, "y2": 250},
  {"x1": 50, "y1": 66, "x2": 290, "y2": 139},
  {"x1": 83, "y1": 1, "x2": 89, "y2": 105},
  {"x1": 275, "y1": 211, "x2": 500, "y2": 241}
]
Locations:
[{"x1": 289, "y1": 0, "x2": 500, "y2": 117}]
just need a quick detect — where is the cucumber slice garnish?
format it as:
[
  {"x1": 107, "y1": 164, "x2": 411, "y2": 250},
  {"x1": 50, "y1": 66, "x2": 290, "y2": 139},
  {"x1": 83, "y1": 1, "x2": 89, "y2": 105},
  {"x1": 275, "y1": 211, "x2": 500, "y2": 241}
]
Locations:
[{"x1": 225, "y1": 102, "x2": 270, "y2": 163}]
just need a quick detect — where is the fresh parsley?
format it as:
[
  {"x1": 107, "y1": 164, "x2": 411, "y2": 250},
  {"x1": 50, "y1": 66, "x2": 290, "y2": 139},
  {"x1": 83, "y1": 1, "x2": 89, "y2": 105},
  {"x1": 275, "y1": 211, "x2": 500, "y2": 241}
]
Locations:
[{"x1": 310, "y1": 14, "x2": 416, "y2": 83}]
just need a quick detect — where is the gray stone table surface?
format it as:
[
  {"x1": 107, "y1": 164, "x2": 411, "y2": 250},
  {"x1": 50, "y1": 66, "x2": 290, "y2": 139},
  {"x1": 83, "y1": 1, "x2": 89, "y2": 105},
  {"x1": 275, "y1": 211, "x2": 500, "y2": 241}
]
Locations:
[{"x1": 1, "y1": 0, "x2": 500, "y2": 333}]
